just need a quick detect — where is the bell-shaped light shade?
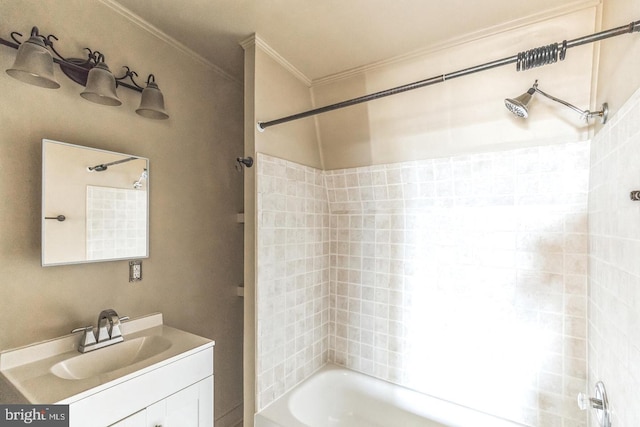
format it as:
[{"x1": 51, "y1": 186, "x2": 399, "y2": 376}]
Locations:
[
  {"x1": 80, "y1": 62, "x2": 122, "y2": 106},
  {"x1": 6, "y1": 30, "x2": 60, "y2": 89},
  {"x1": 136, "y1": 75, "x2": 169, "y2": 120}
]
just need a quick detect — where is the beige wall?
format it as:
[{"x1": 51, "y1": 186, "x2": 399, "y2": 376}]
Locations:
[
  {"x1": 0, "y1": 1, "x2": 244, "y2": 425},
  {"x1": 242, "y1": 39, "x2": 257, "y2": 425},
  {"x1": 243, "y1": 7, "x2": 602, "y2": 171},
  {"x1": 313, "y1": 7, "x2": 598, "y2": 169},
  {"x1": 251, "y1": 37, "x2": 322, "y2": 169},
  {"x1": 596, "y1": 0, "x2": 640, "y2": 122}
]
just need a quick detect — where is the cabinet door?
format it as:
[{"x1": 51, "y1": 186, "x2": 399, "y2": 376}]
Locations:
[
  {"x1": 146, "y1": 376, "x2": 213, "y2": 427},
  {"x1": 165, "y1": 383, "x2": 200, "y2": 426},
  {"x1": 109, "y1": 410, "x2": 146, "y2": 427}
]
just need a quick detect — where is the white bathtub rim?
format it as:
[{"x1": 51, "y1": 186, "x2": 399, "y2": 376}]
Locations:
[{"x1": 255, "y1": 363, "x2": 528, "y2": 427}]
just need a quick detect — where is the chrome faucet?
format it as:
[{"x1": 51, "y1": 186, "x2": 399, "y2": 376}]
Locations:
[{"x1": 72, "y1": 309, "x2": 129, "y2": 353}]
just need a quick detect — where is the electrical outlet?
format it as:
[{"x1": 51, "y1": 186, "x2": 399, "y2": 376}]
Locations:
[{"x1": 129, "y1": 260, "x2": 142, "y2": 282}]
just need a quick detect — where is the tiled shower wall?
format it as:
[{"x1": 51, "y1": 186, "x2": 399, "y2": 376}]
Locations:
[
  {"x1": 86, "y1": 185, "x2": 147, "y2": 260},
  {"x1": 588, "y1": 86, "x2": 640, "y2": 427},
  {"x1": 256, "y1": 142, "x2": 590, "y2": 425},
  {"x1": 256, "y1": 155, "x2": 331, "y2": 409},
  {"x1": 325, "y1": 143, "x2": 590, "y2": 426}
]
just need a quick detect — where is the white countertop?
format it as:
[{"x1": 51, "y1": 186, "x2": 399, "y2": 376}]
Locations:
[{"x1": 0, "y1": 313, "x2": 214, "y2": 404}]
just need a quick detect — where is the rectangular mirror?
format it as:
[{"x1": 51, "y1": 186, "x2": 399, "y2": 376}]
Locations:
[{"x1": 42, "y1": 139, "x2": 149, "y2": 266}]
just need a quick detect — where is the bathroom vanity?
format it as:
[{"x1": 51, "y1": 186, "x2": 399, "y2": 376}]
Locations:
[{"x1": 0, "y1": 313, "x2": 214, "y2": 427}]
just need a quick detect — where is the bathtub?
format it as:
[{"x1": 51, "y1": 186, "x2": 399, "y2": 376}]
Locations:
[{"x1": 254, "y1": 364, "x2": 527, "y2": 427}]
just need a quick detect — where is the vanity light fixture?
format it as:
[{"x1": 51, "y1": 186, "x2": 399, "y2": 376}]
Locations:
[{"x1": 1, "y1": 26, "x2": 169, "y2": 120}]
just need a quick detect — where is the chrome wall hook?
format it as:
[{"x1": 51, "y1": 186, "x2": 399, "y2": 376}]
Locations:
[
  {"x1": 578, "y1": 381, "x2": 611, "y2": 427},
  {"x1": 236, "y1": 156, "x2": 254, "y2": 172}
]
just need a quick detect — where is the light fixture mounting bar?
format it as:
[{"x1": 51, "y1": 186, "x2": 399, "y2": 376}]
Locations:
[
  {"x1": 257, "y1": 19, "x2": 640, "y2": 131},
  {"x1": 0, "y1": 37, "x2": 18, "y2": 50}
]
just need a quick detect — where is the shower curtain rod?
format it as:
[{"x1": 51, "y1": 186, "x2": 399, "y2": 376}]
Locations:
[
  {"x1": 257, "y1": 20, "x2": 640, "y2": 131},
  {"x1": 87, "y1": 156, "x2": 138, "y2": 172}
]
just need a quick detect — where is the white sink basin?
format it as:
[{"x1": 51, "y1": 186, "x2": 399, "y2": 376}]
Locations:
[
  {"x1": 0, "y1": 313, "x2": 213, "y2": 404},
  {"x1": 50, "y1": 335, "x2": 172, "y2": 380}
]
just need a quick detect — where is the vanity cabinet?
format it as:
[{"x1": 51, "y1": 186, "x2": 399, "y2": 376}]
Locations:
[
  {"x1": 68, "y1": 346, "x2": 214, "y2": 427},
  {"x1": 0, "y1": 313, "x2": 214, "y2": 427},
  {"x1": 111, "y1": 376, "x2": 213, "y2": 427}
]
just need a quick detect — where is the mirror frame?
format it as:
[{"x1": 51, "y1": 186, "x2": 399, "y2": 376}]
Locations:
[{"x1": 42, "y1": 139, "x2": 149, "y2": 266}]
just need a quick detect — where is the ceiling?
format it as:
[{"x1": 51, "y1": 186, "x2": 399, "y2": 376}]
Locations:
[{"x1": 108, "y1": 0, "x2": 595, "y2": 83}]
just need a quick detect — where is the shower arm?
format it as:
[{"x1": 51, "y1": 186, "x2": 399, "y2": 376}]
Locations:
[
  {"x1": 533, "y1": 83, "x2": 605, "y2": 122},
  {"x1": 257, "y1": 20, "x2": 640, "y2": 131}
]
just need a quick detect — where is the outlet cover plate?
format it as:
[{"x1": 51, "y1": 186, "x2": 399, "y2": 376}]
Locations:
[{"x1": 129, "y1": 260, "x2": 142, "y2": 282}]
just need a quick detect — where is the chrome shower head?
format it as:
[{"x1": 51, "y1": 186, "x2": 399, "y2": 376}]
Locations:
[
  {"x1": 505, "y1": 98, "x2": 528, "y2": 118},
  {"x1": 133, "y1": 168, "x2": 148, "y2": 189},
  {"x1": 505, "y1": 80, "x2": 608, "y2": 124},
  {"x1": 505, "y1": 82, "x2": 538, "y2": 119}
]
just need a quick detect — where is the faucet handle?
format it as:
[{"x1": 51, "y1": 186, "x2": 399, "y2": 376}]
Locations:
[
  {"x1": 109, "y1": 315, "x2": 129, "y2": 339},
  {"x1": 577, "y1": 392, "x2": 601, "y2": 410},
  {"x1": 577, "y1": 382, "x2": 612, "y2": 427},
  {"x1": 71, "y1": 326, "x2": 97, "y2": 349}
]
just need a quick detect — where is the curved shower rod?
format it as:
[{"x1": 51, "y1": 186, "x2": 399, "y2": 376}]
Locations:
[{"x1": 257, "y1": 20, "x2": 640, "y2": 131}]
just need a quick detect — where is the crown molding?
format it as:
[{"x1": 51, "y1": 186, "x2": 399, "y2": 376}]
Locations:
[
  {"x1": 241, "y1": 34, "x2": 312, "y2": 87},
  {"x1": 98, "y1": 0, "x2": 241, "y2": 85},
  {"x1": 99, "y1": 0, "x2": 599, "y2": 90},
  {"x1": 313, "y1": 0, "x2": 601, "y2": 86}
]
